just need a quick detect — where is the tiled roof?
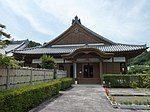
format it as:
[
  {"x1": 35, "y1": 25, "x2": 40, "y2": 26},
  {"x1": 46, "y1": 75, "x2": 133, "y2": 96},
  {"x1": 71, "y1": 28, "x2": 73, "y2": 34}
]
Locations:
[
  {"x1": 0, "y1": 39, "x2": 29, "y2": 56},
  {"x1": 13, "y1": 44, "x2": 147, "y2": 55},
  {"x1": 43, "y1": 16, "x2": 115, "y2": 47},
  {"x1": 79, "y1": 23, "x2": 115, "y2": 44}
]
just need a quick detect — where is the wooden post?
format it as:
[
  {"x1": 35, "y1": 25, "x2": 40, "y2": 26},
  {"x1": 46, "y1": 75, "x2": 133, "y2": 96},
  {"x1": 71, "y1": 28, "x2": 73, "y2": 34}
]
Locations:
[
  {"x1": 73, "y1": 62, "x2": 77, "y2": 84},
  {"x1": 53, "y1": 68, "x2": 56, "y2": 79},
  {"x1": 99, "y1": 61, "x2": 103, "y2": 84},
  {"x1": 6, "y1": 67, "x2": 10, "y2": 89}
]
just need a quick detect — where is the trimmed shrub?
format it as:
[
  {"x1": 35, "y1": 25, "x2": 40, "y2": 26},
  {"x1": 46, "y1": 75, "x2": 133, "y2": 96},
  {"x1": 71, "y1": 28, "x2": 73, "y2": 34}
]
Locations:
[
  {"x1": 59, "y1": 78, "x2": 73, "y2": 90},
  {"x1": 103, "y1": 74, "x2": 150, "y2": 88},
  {"x1": 0, "y1": 80, "x2": 61, "y2": 112},
  {"x1": 127, "y1": 65, "x2": 150, "y2": 74},
  {"x1": 142, "y1": 75, "x2": 150, "y2": 88}
]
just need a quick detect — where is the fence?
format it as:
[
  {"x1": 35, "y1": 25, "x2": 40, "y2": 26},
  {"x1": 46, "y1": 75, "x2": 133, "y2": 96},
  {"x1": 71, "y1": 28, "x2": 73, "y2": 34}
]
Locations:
[{"x1": 0, "y1": 67, "x2": 67, "y2": 91}]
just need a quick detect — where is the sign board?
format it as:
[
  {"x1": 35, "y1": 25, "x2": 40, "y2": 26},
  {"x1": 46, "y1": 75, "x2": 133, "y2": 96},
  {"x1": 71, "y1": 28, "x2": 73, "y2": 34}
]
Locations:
[
  {"x1": 32, "y1": 59, "x2": 41, "y2": 64},
  {"x1": 114, "y1": 57, "x2": 125, "y2": 62},
  {"x1": 76, "y1": 58, "x2": 100, "y2": 62}
]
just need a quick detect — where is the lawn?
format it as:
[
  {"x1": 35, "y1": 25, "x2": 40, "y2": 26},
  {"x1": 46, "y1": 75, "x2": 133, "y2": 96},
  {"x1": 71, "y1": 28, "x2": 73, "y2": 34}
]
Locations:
[{"x1": 114, "y1": 96, "x2": 150, "y2": 104}]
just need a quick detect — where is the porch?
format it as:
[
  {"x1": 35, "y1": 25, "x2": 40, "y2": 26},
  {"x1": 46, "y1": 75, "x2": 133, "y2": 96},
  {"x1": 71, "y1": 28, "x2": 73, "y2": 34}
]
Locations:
[{"x1": 61, "y1": 47, "x2": 114, "y2": 84}]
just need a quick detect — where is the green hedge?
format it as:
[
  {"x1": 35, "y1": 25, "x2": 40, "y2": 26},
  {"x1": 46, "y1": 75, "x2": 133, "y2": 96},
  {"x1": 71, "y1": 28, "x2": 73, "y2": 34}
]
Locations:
[
  {"x1": 0, "y1": 80, "x2": 61, "y2": 112},
  {"x1": 59, "y1": 78, "x2": 73, "y2": 90},
  {"x1": 103, "y1": 74, "x2": 150, "y2": 88},
  {"x1": 0, "y1": 78, "x2": 73, "y2": 112}
]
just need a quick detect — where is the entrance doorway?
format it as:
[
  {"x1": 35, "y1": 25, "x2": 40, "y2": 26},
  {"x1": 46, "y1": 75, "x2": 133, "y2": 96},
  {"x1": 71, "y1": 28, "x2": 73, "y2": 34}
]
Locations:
[{"x1": 83, "y1": 63, "x2": 93, "y2": 78}]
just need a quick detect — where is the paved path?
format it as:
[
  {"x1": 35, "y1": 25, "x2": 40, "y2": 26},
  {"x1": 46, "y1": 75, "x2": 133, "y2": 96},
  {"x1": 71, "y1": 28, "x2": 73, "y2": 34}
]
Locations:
[{"x1": 33, "y1": 85, "x2": 149, "y2": 112}]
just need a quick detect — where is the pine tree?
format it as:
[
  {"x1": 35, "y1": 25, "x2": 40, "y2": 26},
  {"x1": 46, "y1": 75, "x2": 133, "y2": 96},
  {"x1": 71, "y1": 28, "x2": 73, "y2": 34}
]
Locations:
[{"x1": 0, "y1": 24, "x2": 11, "y2": 48}]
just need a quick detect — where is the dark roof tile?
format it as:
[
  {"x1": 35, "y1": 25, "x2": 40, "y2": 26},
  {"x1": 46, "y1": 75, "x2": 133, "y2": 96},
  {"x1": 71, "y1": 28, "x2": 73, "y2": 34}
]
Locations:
[{"x1": 13, "y1": 44, "x2": 147, "y2": 54}]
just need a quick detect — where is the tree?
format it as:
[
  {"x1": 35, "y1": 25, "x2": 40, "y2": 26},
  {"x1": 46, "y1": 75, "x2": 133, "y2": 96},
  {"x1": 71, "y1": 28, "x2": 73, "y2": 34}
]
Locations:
[
  {"x1": 128, "y1": 52, "x2": 150, "y2": 66},
  {"x1": 40, "y1": 55, "x2": 55, "y2": 69},
  {"x1": 0, "y1": 24, "x2": 11, "y2": 48},
  {"x1": 28, "y1": 41, "x2": 41, "y2": 48},
  {"x1": 0, "y1": 55, "x2": 22, "y2": 68}
]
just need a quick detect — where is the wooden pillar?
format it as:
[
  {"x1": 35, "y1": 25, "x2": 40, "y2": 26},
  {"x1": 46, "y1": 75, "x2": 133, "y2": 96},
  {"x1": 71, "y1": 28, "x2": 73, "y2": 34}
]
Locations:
[
  {"x1": 112, "y1": 57, "x2": 114, "y2": 74},
  {"x1": 124, "y1": 58, "x2": 128, "y2": 73},
  {"x1": 99, "y1": 61, "x2": 103, "y2": 84},
  {"x1": 73, "y1": 62, "x2": 77, "y2": 79}
]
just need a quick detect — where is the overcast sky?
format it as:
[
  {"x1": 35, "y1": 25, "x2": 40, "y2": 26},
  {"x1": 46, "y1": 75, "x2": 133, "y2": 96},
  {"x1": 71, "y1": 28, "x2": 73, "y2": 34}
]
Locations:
[{"x1": 0, "y1": 0, "x2": 150, "y2": 49}]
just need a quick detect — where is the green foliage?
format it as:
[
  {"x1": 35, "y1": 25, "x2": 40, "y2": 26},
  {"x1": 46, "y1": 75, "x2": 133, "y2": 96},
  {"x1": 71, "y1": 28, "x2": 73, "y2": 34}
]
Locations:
[
  {"x1": 119, "y1": 100, "x2": 150, "y2": 105},
  {"x1": 0, "y1": 24, "x2": 11, "y2": 48},
  {"x1": 0, "y1": 78, "x2": 73, "y2": 112},
  {"x1": 0, "y1": 80, "x2": 61, "y2": 112},
  {"x1": 142, "y1": 75, "x2": 150, "y2": 88},
  {"x1": 0, "y1": 40, "x2": 11, "y2": 48},
  {"x1": 128, "y1": 52, "x2": 150, "y2": 66},
  {"x1": 59, "y1": 78, "x2": 73, "y2": 90},
  {"x1": 127, "y1": 65, "x2": 150, "y2": 74},
  {"x1": 121, "y1": 101, "x2": 132, "y2": 105},
  {"x1": 145, "y1": 60, "x2": 150, "y2": 66},
  {"x1": 40, "y1": 55, "x2": 55, "y2": 69},
  {"x1": 28, "y1": 41, "x2": 41, "y2": 48},
  {"x1": 0, "y1": 55, "x2": 22, "y2": 68},
  {"x1": 130, "y1": 82, "x2": 139, "y2": 89},
  {"x1": 103, "y1": 74, "x2": 150, "y2": 88}
]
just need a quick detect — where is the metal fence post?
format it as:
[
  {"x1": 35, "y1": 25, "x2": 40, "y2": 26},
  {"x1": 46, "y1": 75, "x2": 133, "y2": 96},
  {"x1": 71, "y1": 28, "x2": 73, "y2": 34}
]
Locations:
[{"x1": 6, "y1": 67, "x2": 10, "y2": 89}]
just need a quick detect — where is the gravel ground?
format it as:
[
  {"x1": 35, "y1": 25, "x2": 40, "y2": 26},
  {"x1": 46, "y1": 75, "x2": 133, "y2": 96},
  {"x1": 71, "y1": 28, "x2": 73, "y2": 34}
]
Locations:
[{"x1": 30, "y1": 85, "x2": 149, "y2": 112}]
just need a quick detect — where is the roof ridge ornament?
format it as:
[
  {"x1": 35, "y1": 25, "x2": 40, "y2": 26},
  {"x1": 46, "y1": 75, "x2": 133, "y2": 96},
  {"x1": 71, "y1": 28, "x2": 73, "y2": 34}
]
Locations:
[
  {"x1": 83, "y1": 43, "x2": 89, "y2": 48},
  {"x1": 72, "y1": 16, "x2": 81, "y2": 24}
]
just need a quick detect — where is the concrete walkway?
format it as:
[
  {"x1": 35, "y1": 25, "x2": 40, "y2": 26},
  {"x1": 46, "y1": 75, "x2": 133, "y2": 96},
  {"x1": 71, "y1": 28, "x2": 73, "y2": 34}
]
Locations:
[{"x1": 32, "y1": 85, "x2": 148, "y2": 112}]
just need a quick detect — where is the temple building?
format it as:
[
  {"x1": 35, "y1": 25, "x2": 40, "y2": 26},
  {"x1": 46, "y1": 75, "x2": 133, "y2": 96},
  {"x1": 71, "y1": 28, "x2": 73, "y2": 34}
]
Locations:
[
  {"x1": 13, "y1": 16, "x2": 148, "y2": 84},
  {"x1": 0, "y1": 39, "x2": 29, "y2": 56}
]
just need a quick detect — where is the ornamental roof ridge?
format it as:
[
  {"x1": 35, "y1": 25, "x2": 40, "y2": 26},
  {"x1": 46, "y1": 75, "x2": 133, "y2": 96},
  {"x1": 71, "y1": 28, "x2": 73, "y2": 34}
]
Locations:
[
  {"x1": 72, "y1": 16, "x2": 81, "y2": 24},
  {"x1": 116, "y1": 43, "x2": 148, "y2": 47}
]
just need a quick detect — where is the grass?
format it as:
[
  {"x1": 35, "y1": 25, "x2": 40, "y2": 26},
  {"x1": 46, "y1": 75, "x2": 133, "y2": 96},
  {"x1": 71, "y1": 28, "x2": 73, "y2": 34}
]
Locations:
[{"x1": 113, "y1": 96, "x2": 150, "y2": 105}]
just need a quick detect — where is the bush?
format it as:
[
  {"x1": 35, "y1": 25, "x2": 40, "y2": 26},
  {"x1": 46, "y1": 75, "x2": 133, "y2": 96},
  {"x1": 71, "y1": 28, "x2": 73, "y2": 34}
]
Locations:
[
  {"x1": 59, "y1": 78, "x2": 73, "y2": 90},
  {"x1": 127, "y1": 65, "x2": 150, "y2": 74},
  {"x1": 40, "y1": 55, "x2": 55, "y2": 69},
  {"x1": 0, "y1": 55, "x2": 22, "y2": 68},
  {"x1": 142, "y1": 75, "x2": 150, "y2": 88},
  {"x1": 0, "y1": 80, "x2": 61, "y2": 112},
  {"x1": 130, "y1": 82, "x2": 139, "y2": 89},
  {"x1": 103, "y1": 74, "x2": 150, "y2": 88}
]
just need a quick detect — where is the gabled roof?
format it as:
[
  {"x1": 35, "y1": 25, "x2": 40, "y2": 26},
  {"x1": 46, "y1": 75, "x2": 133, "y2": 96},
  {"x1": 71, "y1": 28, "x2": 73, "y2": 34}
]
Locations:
[
  {"x1": 78, "y1": 21, "x2": 115, "y2": 44},
  {"x1": 0, "y1": 39, "x2": 29, "y2": 56},
  {"x1": 43, "y1": 16, "x2": 115, "y2": 47}
]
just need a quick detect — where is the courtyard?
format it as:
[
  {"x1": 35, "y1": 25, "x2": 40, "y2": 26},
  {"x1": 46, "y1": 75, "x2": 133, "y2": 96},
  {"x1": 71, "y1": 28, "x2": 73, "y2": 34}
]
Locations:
[{"x1": 30, "y1": 85, "x2": 149, "y2": 112}]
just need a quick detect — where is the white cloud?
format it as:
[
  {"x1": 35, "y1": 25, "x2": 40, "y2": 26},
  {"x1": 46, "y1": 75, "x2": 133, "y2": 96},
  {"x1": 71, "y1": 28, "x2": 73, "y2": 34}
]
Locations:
[
  {"x1": 0, "y1": 0, "x2": 149, "y2": 49},
  {"x1": 4, "y1": 0, "x2": 53, "y2": 35}
]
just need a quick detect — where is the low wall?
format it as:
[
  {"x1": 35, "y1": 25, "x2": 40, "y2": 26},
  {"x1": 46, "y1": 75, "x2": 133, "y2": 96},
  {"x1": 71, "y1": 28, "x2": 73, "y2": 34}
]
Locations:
[{"x1": 0, "y1": 67, "x2": 67, "y2": 91}]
